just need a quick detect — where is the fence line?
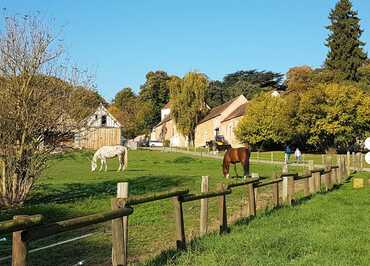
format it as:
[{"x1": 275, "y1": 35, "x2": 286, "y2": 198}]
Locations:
[
  {"x1": 142, "y1": 147, "x2": 370, "y2": 172},
  {"x1": 0, "y1": 154, "x2": 354, "y2": 266}
]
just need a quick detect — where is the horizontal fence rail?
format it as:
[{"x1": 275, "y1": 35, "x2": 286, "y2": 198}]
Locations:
[
  {"x1": 24, "y1": 207, "x2": 133, "y2": 241},
  {"x1": 0, "y1": 214, "x2": 43, "y2": 235},
  {"x1": 254, "y1": 178, "x2": 283, "y2": 188},
  {"x1": 226, "y1": 177, "x2": 260, "y2": 189},
  {"x1": 180, "y1": 189, "x2": 232, "y2": 203},
  {"x1": 126, "y1": 189, "x2": 189, "y2": 206}
]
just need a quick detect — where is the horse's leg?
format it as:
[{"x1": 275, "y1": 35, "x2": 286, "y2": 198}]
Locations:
[
  {"x1": 99, "y1": 159, "x2": 103, "y2": 171},
  {"x1": 234, "y1": 163, "x2": 239, "y2": 178},
  {"x1": 226, "y1": 163, "x2": 230, "y2": 179},
  {"x1": 103, "y1": 158, "x2": 107, "y2": 172},
  {"x1": 117, "y1": 155, "x2": 122, "y2": 171}
]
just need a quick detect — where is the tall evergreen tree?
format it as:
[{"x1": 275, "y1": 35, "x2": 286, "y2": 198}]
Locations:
[{"x1": 325, "y1": 0, "x2": 367, "y2": 81}]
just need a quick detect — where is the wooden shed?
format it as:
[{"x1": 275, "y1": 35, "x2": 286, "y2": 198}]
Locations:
[{"x1": 74, "y1": 104, "x2": 123, "y2": 150}]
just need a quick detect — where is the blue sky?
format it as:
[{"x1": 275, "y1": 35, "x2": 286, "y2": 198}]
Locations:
[{"x1": 1, "y1": 0, "x2": 370, "y2": 101}]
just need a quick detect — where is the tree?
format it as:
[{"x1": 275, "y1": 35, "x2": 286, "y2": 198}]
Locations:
[
  {"x1": 139, "y1": 71, "x2": 171, "y2": 129},
  {"x1": 205, "y1": 80, "x2": 227, "y2": 108},
  {"x1": 0, "y1": 15, "x2": 91, "y2": 207},
  {"x1": 296, "y1": 83, "x2": 370, "y2": 152},
  {"x1": 111, "y1": 87, "x2": 153, "y2": 139},
  {"x1": 358, "y1": 63, "x2": 370, "y2": 91},
  {"x1": 112, "y1": 87, "x2": 135, "y2": 110},
  {"x1": 223, "y1": 70, "x2": 283, "y2": 89},
  {"x1": 235, "y1": 93, "x2": 294, "y2": 149},
  {"x1": 285, "y1": 66, "x2": 314, "y2": 92},
  {"x1": 69, "y1": 86, "x2": 106, "y2": 122},
  {"x1": 169, "y1": 72, "x2": 209, "y2": 146},
  {"x1": 325, "y1": 0, "x2": 367, "y2": 81},
  {"x1": 206, "y1": 70, "x2": 284, "y2": 107}
]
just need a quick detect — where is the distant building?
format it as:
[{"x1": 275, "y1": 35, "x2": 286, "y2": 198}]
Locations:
[
  {"x1": 150, "y1": 104, "x2": 187, "y2": 147},
  {"x1": 74, "y1": 104, "x2": 122, "y2": 149},
  {"x1": 151, "y1": 95, "x2": 249, "y2": 148},
  {"x1": 194, "y1": 95, "x2": 248, "y2": 147}
]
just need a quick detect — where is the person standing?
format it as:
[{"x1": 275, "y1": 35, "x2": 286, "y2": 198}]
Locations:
[{"x1": 294, "y1": 147, "x2": 302, "y2": 163}]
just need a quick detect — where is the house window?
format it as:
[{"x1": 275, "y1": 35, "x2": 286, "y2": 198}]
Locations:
[
  {"x1": 101, "y1": 115, "x2": 107, "y2": 126},
  {"x1": 95, "y1": 114, "x2": 98, "y2": 120}
]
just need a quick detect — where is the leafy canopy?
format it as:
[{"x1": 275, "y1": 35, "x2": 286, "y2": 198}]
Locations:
[
  {"x1": 139, "y1": 71, "x2": 171, "y2": 129},
  {"x1": 169, "y1": 72, "x2": 208, "y2": 145},
  {"x1": 296, "y1": 83, "x2": 370, "y2": 152},
  {"x1": 206, "y1": 70, "x2": 283, "y2": 107},
  {"x1": 235, "y1": 93, "x2": 294, "y2": 149}
]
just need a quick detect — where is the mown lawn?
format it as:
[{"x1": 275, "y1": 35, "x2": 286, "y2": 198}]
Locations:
[
  {"x1": 146, "y1": 172, "x2": 370, "y2": 266},
  {"x1": 0, "y1": 150, "x2": 306, "y2": 266}
]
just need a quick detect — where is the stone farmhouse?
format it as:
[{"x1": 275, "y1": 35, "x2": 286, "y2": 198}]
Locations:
[
  {"x1": 150, "y1": 103, "x2": 188, "y2": 147},
  {"x1": 151, "y1": 95, "x2": 248, "y2": 148},
  {"x1": 194, "y1": 95, "x2": 247, "y2": 147}
]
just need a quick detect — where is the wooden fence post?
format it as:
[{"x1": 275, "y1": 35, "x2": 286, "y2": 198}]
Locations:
[
  {"x1": 346, "y1": 151, "x2": 351, "y2": 176},
  {"x1": 282, "y1": 163, "x2": 288, "y2": 174},
  {"x1": 308, "y1": 160, "x2": 315, "y2": 194},
  {"x1": 342, "y1": 155, "x2": 347, "y2": 179},
  {"x1": 172, "y1": 196, "x2": 186, "y2": 250},
  {"x1": 312, "y1": 171, "x2": 320, "y2": 192},
  {"x1": 12, "y1": 215, "x2": 29, "y2": 266},
  {"x1": 112, "y1": 199, "x2": 124, "y2": 266},
  {"x1": 322, "y1": 170, "x2": 330, "y2": 192},
  {"x1": 272, "y1": 173, "x2": 279, "y2": 207},
  {"x1": 112, "y1": 182, "x2": 128, "y2": 266},
  {"x1": 251, "y1": 173, "x2": 259, "y2": 204},
  {"x1": 218, "y1": 183, "x2": 228, "y2": 234},
  {"x1": 330, "y1": 167, "x2": 337, "y2": 187},
  {"x1": 282, "y1": 175, "x2": 294, "y2": 205},
  {"x1": 200, "y1": 176, "x2": 209, "y2": 236},
  {"x1": 321, "y1": 154, "x2": 325, "y2": 165},
  {"x1": 356, "y1": 153, "x2": 361, "y2": 171},
  {"x1": 271, "y1": 152, "x2": 274, "y2": 162},
  {"x1": 248, "y1": 182, "x2": 256, "y2": 217},
  {"x1": 337, "y1": 156, "x2": 342, "y2": 184},
  {"x1": 303, "y1": 173, "x2": 310, "y2": 197},
  {"x1": 360, "y1": 153, "x2": 364, "y2": 171},
  {"x1": 352, "y1": 152, "x2": 355, "y2": 171}
]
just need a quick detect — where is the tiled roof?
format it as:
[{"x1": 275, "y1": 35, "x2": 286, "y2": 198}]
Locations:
[
  {"x1": 198, "y1": 96, "x2": 239, "y2": 124},
  {"x1": 222, "y1": 103, "x2": 247, "y2": 122},
  {"x1": 154, "y1": 115, "x2": 172, "y2": 128}
]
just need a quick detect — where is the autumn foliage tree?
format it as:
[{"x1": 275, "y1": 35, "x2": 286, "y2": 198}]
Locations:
[
  {"x1": 296, "y1": 83, "x2": 370, "y2": 152},
  {"x1": 235, "y1": 93, "x2": 294, "y2": 150},
  {"x1": 111, "y1": 87, "x2": 153, "y2": 139}
]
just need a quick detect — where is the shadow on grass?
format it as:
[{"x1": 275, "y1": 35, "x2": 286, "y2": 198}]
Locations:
[
  {"x1": 25, "y1": 174, "x2": 188, "y2": 206},
  {"x1": 50, "y1": 150, "x2": 93, "y2": 162}
]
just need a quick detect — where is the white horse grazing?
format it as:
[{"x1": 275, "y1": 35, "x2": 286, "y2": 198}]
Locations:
[{"x1": 91, "y1": 145, "x2": 128, "y2": 172}]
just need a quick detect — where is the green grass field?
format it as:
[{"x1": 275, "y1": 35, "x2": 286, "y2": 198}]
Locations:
[
  {"x1": 0, "y1": 150, "x2": 305, "y2": 266},
  {"x1": 145, "y1": 172, "x2": 370, "y2": 266}
]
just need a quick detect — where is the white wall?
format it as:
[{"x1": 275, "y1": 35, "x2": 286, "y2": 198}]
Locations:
[
  {"x1": 86, "y1": 106, "x2": 120, "y2": 128},
  {"x1": 161, "y1": 108, "x2": 170, "y2": 121}
]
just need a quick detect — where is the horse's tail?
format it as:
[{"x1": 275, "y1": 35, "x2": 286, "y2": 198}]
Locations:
[{"x1": 123, "y1": 147, "x2": 128, "y2": 170}]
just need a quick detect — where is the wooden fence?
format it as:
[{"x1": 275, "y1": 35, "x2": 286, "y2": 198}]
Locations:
[{"x1": 0, "y1": 155, "x2": 352, "y2": 266}]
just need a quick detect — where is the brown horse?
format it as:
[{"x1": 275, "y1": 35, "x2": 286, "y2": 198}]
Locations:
[{"x1": 222, "y1": 147, "x2": 250, "y2": 178}]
